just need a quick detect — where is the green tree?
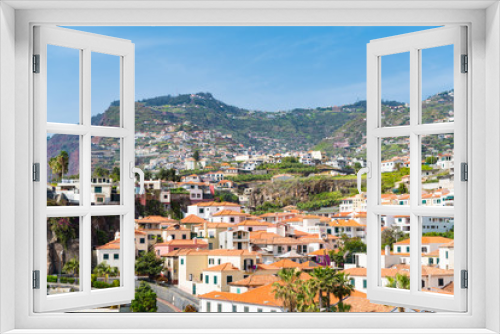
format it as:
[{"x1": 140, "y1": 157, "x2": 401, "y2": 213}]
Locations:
[
  {"x1": 296, "y1": 280, "x2": 319, "y2": 312},
  {"x1": 131, "y1": 282, "x2": 157, "y2": 312},
  {"x1": 49, "y1": 217, "x2": 77, "y2": 250},
  {"x1": 309, "y1": 267, "x2": 336, "y2": 311},
  {"x1": 93, "y1": 262, "x2": 112, "y2": 283},
  {"x1": 62, "y1": 257, "x2": 79, "y2": 278},
  {"x1": 135, "y1": 251, "x2": 164, "y2": 280},
  {"x1": 331, "y1": 272, "x2": 354, "y2": 312},
  {"x1": 381, "y1": 227, "x2": 406, "y2": 251},
  {"x1": 48, "y1": 150, "x2": 70, "y2": 181},
  {"x1": 110, "y1": 167, "x2": 120, "y2": 182},
  {"x1": 193, "y1": 150, "x2": 200, "y2": 169},
  {"x1": 272, "y1": 268, "x2": 303, "y2": 312},
  {"x1": 93, "y1": 166, "x2": 109, "y2": 178},
  {"x1": 425, "y1": 156, "x2": 438, "y2": 164},
  {"x1": 386, "y1": 272, "x2": 410, "y2": 312},
  {"x1": 386, "y1": 273, "x2": 410, "y2": 290},
  {"x1": 397, "y1": 182, "x2": 408, "y2": 194}
]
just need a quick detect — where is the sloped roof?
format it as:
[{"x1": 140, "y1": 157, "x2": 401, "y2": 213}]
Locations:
[
  {"x1": 96, "y1": 238, "x2": 120, "y2": 250},
  {"x1": 203, "y1": 262, "x2": 240, "y2": 272}
]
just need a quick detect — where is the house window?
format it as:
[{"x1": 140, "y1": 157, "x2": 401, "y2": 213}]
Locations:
[
  {"x1": 257, "y1": 308, "x2": 263, "y2": 312},
  {"x1": 95, "y1": 186, "x2": 102, "y2": 194},
  {"x1": 114, "y1": 254, "x2": 119, "y2": 260},
  {"x1": 180, "y1": 259, "x2": 184, "y2": 265},
  {"x1": 103, "y1": 254, "x2": 109, "y2": 260},
  {"x1": 206, "y1": 302, "x2": 211, "y2": 312},
  {"x1": 244, "y1": 306, "x2": 249, "y2": 312},
  {"x1": 218, "y1": 259, "x2": 221, "y2": 265},
  {"x1": 232, "y1": 305, "x2": 237, "y2": 312},
  {"x1": 237, "y1": 288, "x2": 241, "y2": 294},
  {"x1": 230, "y1": 217, "x2": 235, "y2": 223},
  {"x1": 182, "y1": 234, "x2": 187, "y2": 240},
  {"x1": 205, "y1": 275, "x2": 209, "y2": 284},
  {"x1": 217, "y1": 304, "x2": 222, "y2": 312},
  {"x1": 438, "y1": 278, "x2": 444, "y2": 286},
  {"x1": 397, "y1": 247, "x2": 401, "y2": 253},
  {"x1": 214, "y1": 276, "x2": 217, "y2": 285},
  {"x1": 363, "y1": 279, "x2": 367, "y2": 289},
  {"x1": 140, "y1": 238, "x2": 145, "y2": 244},
  {"x1": 227, "y1": 276, "x2": 233, "y2": 284}
]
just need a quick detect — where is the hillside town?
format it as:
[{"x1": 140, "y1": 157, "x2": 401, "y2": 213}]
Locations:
[{"x1": 46, "y1": 135, "x2": 455, "y2": 312}]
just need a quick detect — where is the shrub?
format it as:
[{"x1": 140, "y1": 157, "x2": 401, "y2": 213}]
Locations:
[
  {"x1": 92, "y1": 280, "x2": 112, "y2": 289},
  {"x1": 47, "y1": 275, "x2": 57, "y2": 283}
]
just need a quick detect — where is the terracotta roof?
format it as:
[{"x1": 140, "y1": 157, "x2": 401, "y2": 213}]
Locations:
[
  {"x1": 439, "y1": 240, "x2": 454, "y2": 248},
  {"x1": 96, "y1": 238, "x2": 120, "y2": 250},
  {"x1": 204, "y1": 263, "x2": 240, "y2": 272},
  {"x1": 394, "y1": 237, "x2": 453, "y2": 245},
  {"x1": 155, "y1": 239, "x2": 208, "y2": 246},
  {"x1": 343, "y1": 295, "x2": 394, "y2": 313},
  {"x1": 308, "y1": 249, "x2": 332, "y2": 256},
  {"x1": 237, "y1": 220, "x2": 271, "y2": 226},
  {"x1": 193, "y1": 222, "x2": 234, "y2": 229},
  {"x1": 342, "y1": 265, "x2": 454, "y2": 278},
  {"x1": 181, "y1": 214, "x2": 209, "y2": 224},
  {"x1": 135, "y1": 230, "x2": 147, "y2": 235},
  {"x1": 330, "y1": 219, "x2": 365, "y2": 227},
  {"x1": 422, "y1": 250, "x2": 440, "y2": 257},
  {"x1": 212, "y1": 209, "x2": 249, "y2": 217},
  {"x1": 136, "y1": 216, "x2": 178, "y2": 224},
  {"x1": 270, "y1": 259, "x2": 303, "y2": 269},
  {"x1": 229, "y1": 274, "x2": 280, "y2": 287}
]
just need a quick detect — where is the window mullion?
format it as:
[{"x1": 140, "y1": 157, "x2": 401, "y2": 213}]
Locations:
[{"x1": 409, "y1": 47, "x2": 420, "y2": 294}]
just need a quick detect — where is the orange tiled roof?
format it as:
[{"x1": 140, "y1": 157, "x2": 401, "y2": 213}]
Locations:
[
  {"x1": 136, "y1": 216, "x2": 178, "y2": 224},
  {"x1": 394, "y1": 236, "x2": 453, "y2": 245},
  {"x1": 96, "y1": 238, "x2": 120, "y2": 250},
  {"x1": 155, "y1": 239, "x2": 208, "y2": 246},
  {"x1": 229, "y1": 274, "x2": 280, "y2": 287},
  {"x1": 212, "y1": 209, "x2": 249, "y2": 217},
  {"x1": 203, "y1": 262, "x2": 240, "y2": 272},
  {"x1": 237, "y1": 220, "x2": 272, "y2": 226},
  {"x1": 181, "y1": 214, "x2": 209, "y2": 224}
]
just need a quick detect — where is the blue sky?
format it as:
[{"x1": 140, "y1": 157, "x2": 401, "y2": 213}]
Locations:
[{"x1": 48, "y1": 26, "x2": 453, "y2": 123}]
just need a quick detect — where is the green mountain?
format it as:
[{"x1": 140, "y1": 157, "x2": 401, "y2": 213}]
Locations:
[
  {"x1": 313, "y1": 90, "x2": 454, "y2": 158},
  {"x1": 47, "y1": 91, "x2": 453, "y2": 175},
  {"x1": 93, "y1": 92, "x2": 361, "y2": 152}
]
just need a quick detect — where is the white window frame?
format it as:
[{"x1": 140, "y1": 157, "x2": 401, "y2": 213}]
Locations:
[
  {"x1": 0, "y1": 1, "x2": 498, "y2": 334},
  {"x1": 366, "y1": 26, "x2": 467, "y2": 312},
  {"x1": 32, "y1": 25, "x2": 136, "y2": 312}
]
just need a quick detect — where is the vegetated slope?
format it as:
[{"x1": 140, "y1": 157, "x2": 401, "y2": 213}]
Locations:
[{"x1": 313, "y1": 90, "x2": 454, "y2": 159}]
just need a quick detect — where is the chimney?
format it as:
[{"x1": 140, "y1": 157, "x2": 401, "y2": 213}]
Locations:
[{"x1": 385, "y1": 245, "x2": 390, "y2": 256}]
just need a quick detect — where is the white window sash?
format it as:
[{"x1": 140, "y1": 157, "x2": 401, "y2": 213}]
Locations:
[
  {"x1": 366, "y1": 26, "x2": 467, "y2": 312},
  {"x1": 33, "y1": 26, "x2": 135, "y2": 312}
]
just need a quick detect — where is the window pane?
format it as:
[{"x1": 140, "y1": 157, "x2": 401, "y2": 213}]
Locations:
[
  {"x1": 381, "y1": 52, "x2": 410, "y2": 127},
  {"x1": 421, "y1": 45, "x2": 454, "y2": 124},
  {"x1": 91, "y1": 137, "x2": 121, "y2": 205},
  {"x1": 47, "y1": 217, "x2": 80, "y2": 295},
  {"x1": 47, "y1": 45, "x2": 80, "y2": 124},
  {"x1": 47, "y1": 133, "x2": 80, "y2": 206},
  {"x1": 381, "y1": 136, "x2": 410, "y2": 204},
  {"x1": 91, "y1": 215, "x2": 121, "y2": 290},
  {"x1": 91, "y1": 52, "x2": 121, "y2": 127},
  {"x1": 421, "y1": 133, "x2": 454, "y2": 207},
  {"x1": 386, "y1": 234, "x2": 411, "y2": 291},
  {"x1": 419, "y1": 217, "x2": 454, "y2": 295}
]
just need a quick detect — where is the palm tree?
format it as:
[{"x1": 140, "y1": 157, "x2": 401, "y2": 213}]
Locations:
[
  {"x1": 62, "y1": 257, "x2": 79, "y2": 284},
  {"x1": 296, "y1": 280, "x2": 319, "y2": 312},
  {"x1": 57, "y1": 151, "x2": 69, "y2": 180},
  {"x1": 331, "y1": 272, "x2": 354, "y2": 312},
  {"x1": 386, "y1": 272, "x2": 410, "y2": 290},
  {"x1": 309, "y1": 267, "x2": 335, "y2": 311},
  {"x1": 272, "y1": 268, "x2": 302, "y2": 312},
  {"x1": 386, "y1": 272, "x2": 410, "y2": 312},
  {"x1": 93, "y1": 262, "x2": 112, "y2": 283}
]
